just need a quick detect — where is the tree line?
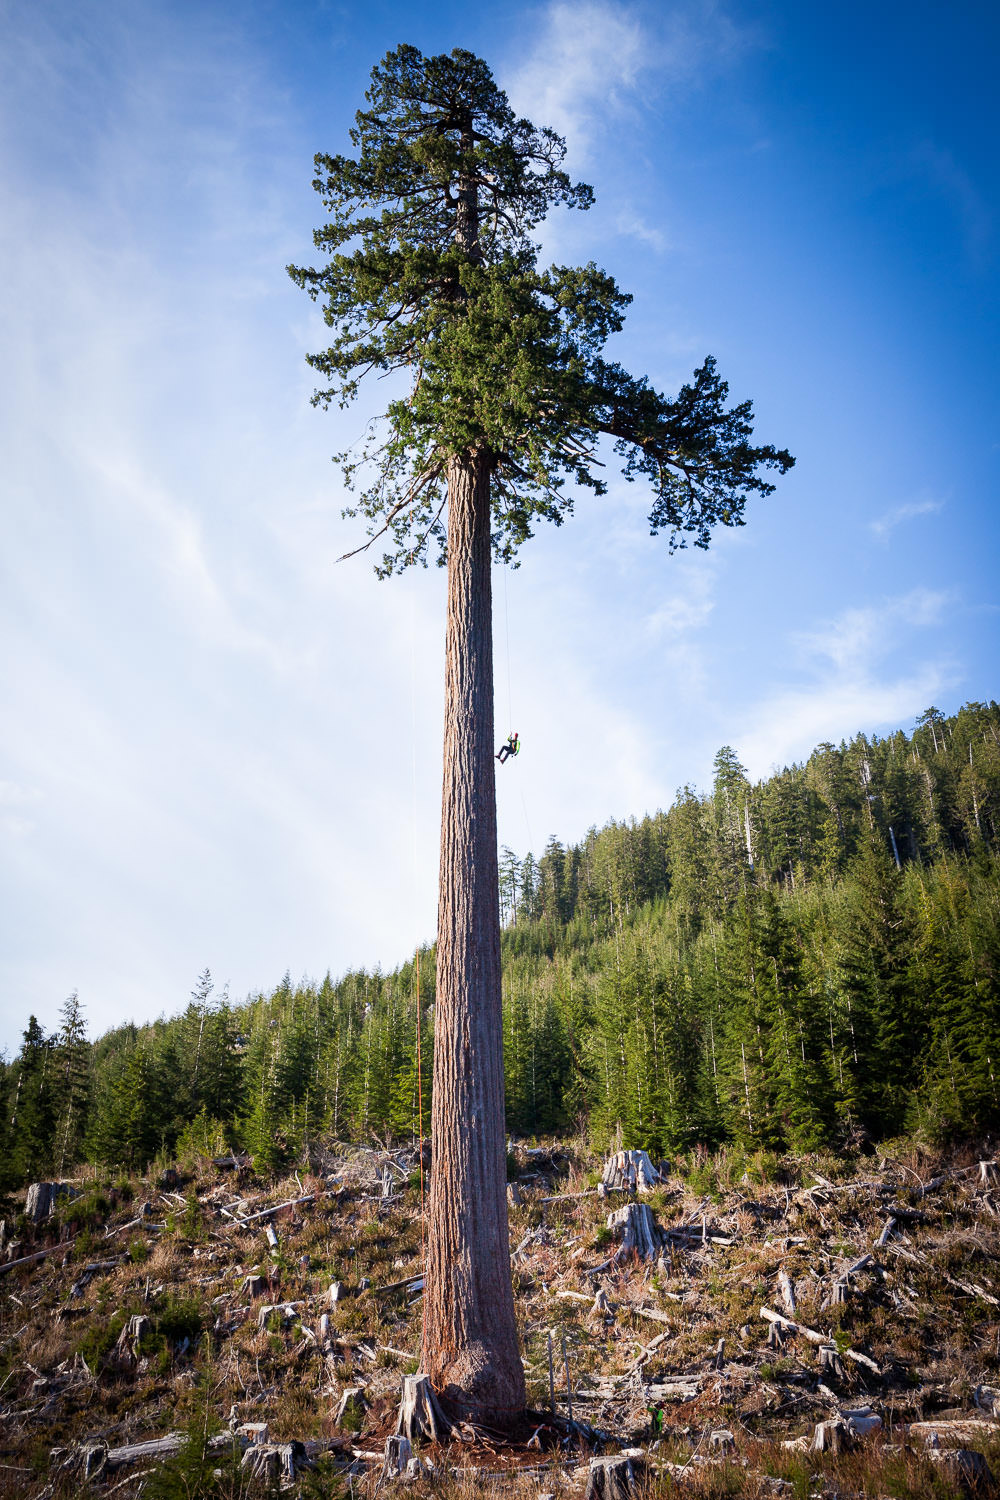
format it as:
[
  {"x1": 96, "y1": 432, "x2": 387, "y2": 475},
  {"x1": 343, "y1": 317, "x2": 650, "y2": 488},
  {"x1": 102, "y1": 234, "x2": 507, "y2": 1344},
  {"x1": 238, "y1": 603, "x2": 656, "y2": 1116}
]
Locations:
[{"x1": 3, "y1": 699, "x2": 998, "y2": 1194}]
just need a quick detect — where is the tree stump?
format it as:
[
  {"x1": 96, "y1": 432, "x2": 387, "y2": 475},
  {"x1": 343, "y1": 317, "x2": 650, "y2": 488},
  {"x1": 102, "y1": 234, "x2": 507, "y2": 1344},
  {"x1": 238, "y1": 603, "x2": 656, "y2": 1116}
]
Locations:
[
  {"x1": 933, "y1": 1448, "x2": 995, "y2": 1495},
  {"x1": 329, "y1": 1280, "x2": 344, "y2": 1306},
  {"x1": 334, "y1": 1386, "x2": 368, "y2": 1429},
  {"x1": 507, "y1": 1183, "x2": 523, "y2": 1207},
  {"x1": 80, "y1": 1442, "x2": 108, "y2": 1480},
  {"x1": 812, "y1": 1417, "x2": 850, "y2": 1454},
  {"x1": 584, "y1": 1455, "x2": 639, "y2": 1500},
  {"x1": 777, "y1": 1268, "x2": 796, "y2": 1317},
  {"x1": 381, "y1": 1434, "x2": 413, "y2": 1481},
  {"x1": 710, "y1": 1428, "x2": 735, "y2": 1452},
  {"x1": 607, "y1": 1203, "x2": 663, "y2": 1262},
  {"x1": 844, "y1": 1408, "x2": 881, "y2": 1437},
  {"x1": 601, "y1": 1151, "x2": 661, "y2": 1194},
  {"x1": 114, "y1": 1315, "x2": 151, "y2": 1365},
  {"x1": 396, "y1": 1374, "x2": 450, "y2": 1442},
  {"x1": 818, "y1": 1345, "x2": 845, "y2": 1380},
  {"x1": 25, "y1": 1183, "x2": 74, "y2": 1223},
  {"x1": 766, "y1": 1320, "x2": 786, "y2": 1350},
  {"x1": 592, "y1": 1287, "x2": 613, "y2": 1318},
  {"x1": 241, "y1": 1442, "x2": 305, "y2": 1483}
]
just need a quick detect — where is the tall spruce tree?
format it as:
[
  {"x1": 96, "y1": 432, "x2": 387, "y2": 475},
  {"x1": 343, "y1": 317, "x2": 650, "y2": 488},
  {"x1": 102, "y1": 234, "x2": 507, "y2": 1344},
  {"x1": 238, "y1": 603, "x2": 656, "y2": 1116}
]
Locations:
[{"x1": 289, "y1": 44, "x2": 793, "y2": 1421}]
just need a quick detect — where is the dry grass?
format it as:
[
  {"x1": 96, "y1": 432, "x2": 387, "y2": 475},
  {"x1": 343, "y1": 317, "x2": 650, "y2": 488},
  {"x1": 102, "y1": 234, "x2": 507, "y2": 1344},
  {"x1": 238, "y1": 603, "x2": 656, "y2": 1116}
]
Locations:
[{"x1": 0, "y1": 1141, "x2": 998, "y2": 1497}]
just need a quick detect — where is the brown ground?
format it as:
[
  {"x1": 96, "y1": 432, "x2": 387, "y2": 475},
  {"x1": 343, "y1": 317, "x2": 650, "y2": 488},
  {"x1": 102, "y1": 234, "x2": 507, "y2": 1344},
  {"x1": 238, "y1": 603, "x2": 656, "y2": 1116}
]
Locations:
[{"x1": 1, "y1": 1138, "x2": 998, "y2": 1498}]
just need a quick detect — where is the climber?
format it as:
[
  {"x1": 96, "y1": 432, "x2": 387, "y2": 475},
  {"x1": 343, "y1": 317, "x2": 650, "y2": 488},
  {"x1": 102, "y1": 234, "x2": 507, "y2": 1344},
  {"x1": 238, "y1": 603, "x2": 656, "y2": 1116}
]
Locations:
[{"x1": 496, "y1": 731, "x2": 520, "y2": 764}]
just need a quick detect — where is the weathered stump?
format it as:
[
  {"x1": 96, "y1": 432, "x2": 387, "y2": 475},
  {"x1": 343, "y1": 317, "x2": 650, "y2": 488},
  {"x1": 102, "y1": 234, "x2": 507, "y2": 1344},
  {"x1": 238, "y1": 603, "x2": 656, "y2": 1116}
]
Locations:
[
  {"x1": 25, "y1": 1182, "x2": 75, "y2": 1223},
  {"x1": 818, "y1": 1344, "x2": 845, "y2": 1380},
  {"x1": 592, "y1": 1287, "x2": 613, "y2": 1318},
  {"x1": 114, "y1": 1315, "x2": 151, "y2": 1365},
  {"x1": 585, "y1": 1455, "x2": 640, "y2": 1500},
  {"x1": 80, "y1": 1442, "x2": 108, "y2": 1480},
  {"x1": 606, "y1": 1203, "x2": 663, "y2": 1261},
  {"x1": 381, "y1": 1434, "x2": 413, "y2": 1482},
  {"x1": 844, "y1": 1408, "x2": 881, "y2": 1437},
  {"x1": 396, "y1": 1374, "x2": 450, "y2": 1442},
  {"x1": 932, "y1": 1448, "x2": 995, "y2": 1495},
  {"x1": 601, "y1": 1151, "x2": 661, "y2": 1194},
  {"x1": 241, "y1": 1441, "x2": 305, "y2": 1483},
  {"x1": 766, "y1": 1319, "x2": 786, "y2": 1350},
  {"x1": 333, "y1": 1386, "x2": 368, "y2": 1429},
  {"x1": 812, "y1": 1417, "x2": 850, "y2": 1454}
]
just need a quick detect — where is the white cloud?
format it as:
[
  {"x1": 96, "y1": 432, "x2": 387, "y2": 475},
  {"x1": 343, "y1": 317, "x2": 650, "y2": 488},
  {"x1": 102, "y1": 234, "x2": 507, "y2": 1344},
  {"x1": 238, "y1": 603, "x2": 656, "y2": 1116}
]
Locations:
[
  {"x1": 616, "y1": 212, "x2": 669, "y2": 251},
  {"x1": 795, "y1": 588, "x2": 950, "y2": 672},
  {"x1": 503, "y1": 0, "x2": 747, "y2": 166},
  {"x1": 504, "y1": 2, "x2": 647, "y2": 160},
  {"x1": 644, "y1": 561, "x2": 716, "y2": 637},
  {"x1": 869, "y1": 494, "x2": 945, "y2": 540},
  {"x1": 734, "y1": 590, "x2": 956, "y2": 776}
]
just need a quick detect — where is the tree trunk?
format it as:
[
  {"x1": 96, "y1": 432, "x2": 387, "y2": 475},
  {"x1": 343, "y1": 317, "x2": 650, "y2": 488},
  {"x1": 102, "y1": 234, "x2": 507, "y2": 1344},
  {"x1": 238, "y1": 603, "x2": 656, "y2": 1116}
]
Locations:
[{"x1": 423, "y1": 452, "x2": 525, "y2": 1424}]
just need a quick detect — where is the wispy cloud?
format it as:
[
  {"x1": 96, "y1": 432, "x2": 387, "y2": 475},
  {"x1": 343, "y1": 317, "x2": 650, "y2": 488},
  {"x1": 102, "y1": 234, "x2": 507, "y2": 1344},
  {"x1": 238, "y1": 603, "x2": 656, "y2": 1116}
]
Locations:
[
  {"x1": 870, "y1": 494, "x2": 945, "y2": 540},
  {"x1": 504, "y1": 2, "x2": 647, "y2": 160},
  {"x1": 644, "y1": 562, "x2": 717, "y2": 637},
  {"x1": 912, "y1": 141, "x2": 992, "y2": 268},
  {"x1": 734, "y1": 590, "x2": 956, "y2": 775},
  {"x1": 795, "y1": 588, "x2": 950, "y2": 671},
  {"x1": 503, "y1": 1, "x2": 748, "y2": 166},
  {"x1": 616, "y1": 212, "x2": 669, "y2": 251}
]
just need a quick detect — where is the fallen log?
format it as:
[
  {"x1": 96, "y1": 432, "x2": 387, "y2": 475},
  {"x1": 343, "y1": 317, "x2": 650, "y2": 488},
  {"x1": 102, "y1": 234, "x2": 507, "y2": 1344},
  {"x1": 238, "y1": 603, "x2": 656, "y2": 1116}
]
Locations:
[
  {"x1": 629, "y1": 1329, "x2": 671, "y2": 1369},
  {"x1": 0, "y1": 1241, "x2": 74, "y2": 1276},
  {"x1": 231, "y1": 1193, "x2": 316, "y2": 1225},
  {"x1": 632, "y1": 1305, "x2": 674, "y2": 1328},
  {"x1": 371, "y1": 1274, "x2": 424, "y2": 1298},
  {"x1": 759, "y1": 1306, "x2": 881, "y2": 1374}
]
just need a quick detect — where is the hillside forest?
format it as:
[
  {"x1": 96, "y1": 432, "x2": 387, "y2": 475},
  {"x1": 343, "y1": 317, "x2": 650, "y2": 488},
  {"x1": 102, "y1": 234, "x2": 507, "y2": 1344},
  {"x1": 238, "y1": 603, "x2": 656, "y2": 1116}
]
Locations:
[{"x1": 3, "y1": 699, "x2": 999, "y2": 1193}]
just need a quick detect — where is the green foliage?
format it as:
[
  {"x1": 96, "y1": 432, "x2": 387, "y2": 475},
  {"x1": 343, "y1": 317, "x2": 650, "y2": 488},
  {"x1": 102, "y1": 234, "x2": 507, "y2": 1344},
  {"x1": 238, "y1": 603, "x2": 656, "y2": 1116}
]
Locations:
[
  {"x1": 153, "y1": 1292, "x2": 204, "y2": 1349},
  {"x1": 2, "y1": 701, "x2": 998, "y2": 1182},
  {"x1": 288, "y1": 44, "x2": 791, "y2": 577},
  {"x1": 142, "y1": 1386, "x2": 247, "y2": 1500}
]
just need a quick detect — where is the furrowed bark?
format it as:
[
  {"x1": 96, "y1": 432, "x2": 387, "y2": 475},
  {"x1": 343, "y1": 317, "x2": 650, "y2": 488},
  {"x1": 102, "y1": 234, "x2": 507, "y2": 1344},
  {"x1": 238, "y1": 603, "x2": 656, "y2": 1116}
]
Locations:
[{"x1": 423, "y1": 451, "x2": 525, "y2": 1424}]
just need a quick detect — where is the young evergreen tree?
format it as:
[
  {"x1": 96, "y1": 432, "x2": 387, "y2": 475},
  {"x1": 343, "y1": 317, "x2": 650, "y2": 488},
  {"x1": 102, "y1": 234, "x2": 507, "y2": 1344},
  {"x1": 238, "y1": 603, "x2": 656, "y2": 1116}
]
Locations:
[
  {"x1": 53, "y1": 993, "x2": 90, "y2": 1175},
  {"x1": 289, "y1": 43, "x2": 792, "y2": 1419},
  {"x1": 3, "y1": 1017, "x2": 57, "y2": 1188},
  {"x1": 837, "y1": 832, "x2": 919, "y2": 1137}
]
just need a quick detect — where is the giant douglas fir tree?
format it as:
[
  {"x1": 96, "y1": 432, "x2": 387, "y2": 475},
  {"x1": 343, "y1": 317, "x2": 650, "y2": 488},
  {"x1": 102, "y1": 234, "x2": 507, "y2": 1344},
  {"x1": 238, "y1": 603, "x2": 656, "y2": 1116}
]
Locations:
[{"x1": 289, "y1": 44, "x2": 793, "y2": 1423}]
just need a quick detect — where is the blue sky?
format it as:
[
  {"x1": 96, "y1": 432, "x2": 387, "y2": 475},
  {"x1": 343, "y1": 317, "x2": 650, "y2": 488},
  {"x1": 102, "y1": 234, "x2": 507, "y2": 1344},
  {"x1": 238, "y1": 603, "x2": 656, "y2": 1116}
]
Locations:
[{"x1": 1, "y1": 0, "x2": 997, "y2": 1054}]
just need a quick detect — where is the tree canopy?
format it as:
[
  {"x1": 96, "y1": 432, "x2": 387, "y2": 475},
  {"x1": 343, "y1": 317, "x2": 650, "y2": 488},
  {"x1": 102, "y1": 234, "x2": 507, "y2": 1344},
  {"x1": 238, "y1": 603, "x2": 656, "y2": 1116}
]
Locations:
[{"x1": 288, "y1": 43, "x2": 794, "y2": 576}]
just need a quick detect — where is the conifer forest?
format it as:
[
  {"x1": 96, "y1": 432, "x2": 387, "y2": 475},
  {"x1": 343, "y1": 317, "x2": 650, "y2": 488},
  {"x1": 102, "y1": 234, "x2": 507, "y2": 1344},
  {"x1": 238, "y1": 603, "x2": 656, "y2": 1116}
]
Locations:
[{"x1": 4, "y1": 699, "x2": 998, "y2": 1192}]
